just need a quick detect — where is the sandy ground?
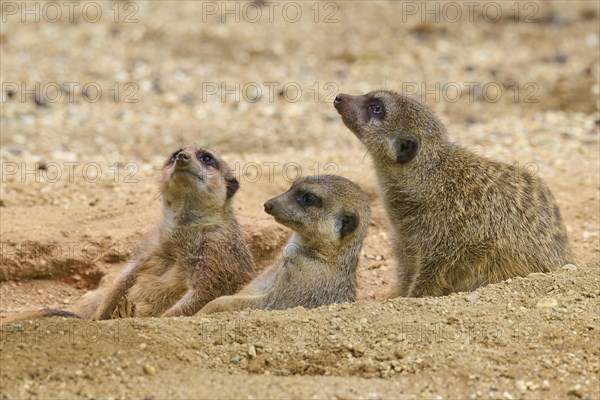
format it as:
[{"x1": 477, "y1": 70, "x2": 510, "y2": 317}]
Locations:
[{"x1": 1, "y1": 1, "x2": 599, "y2": 399}]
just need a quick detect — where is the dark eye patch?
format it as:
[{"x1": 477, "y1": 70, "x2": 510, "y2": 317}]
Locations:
[
  {"x1": 196, "y1": 151, "x2": 218, "y2": 168},
  {"x1": 367, "y1": 99, "x2": 385, "y2": 119},
  {"x1": 166, "y1": 149, "x2": 182, "y2": 165},
  {"x1": 296, "y1": 191, "x2": 322, "y2": 208}
]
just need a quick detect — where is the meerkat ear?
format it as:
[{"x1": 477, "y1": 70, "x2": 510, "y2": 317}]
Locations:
[
  {"x1": 395, "y1": 137, "x2": 419, "y2": 163},
  {"x1": 339, "y1": 212, "x2": 359, "y2": 239},
  {"x1": 225, "y1": 176, "x2": 239, "y2": 198}
]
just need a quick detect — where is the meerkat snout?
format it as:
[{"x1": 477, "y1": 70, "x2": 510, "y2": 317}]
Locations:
[
  {"x1": 333, "y1": 93, "x2": 371, "y2": 133},
  {"x1": 333, "y1": 93, "x2": 361, "y2": 110},
  {"x1": 263, "y1": 180, "x2": 324, "y2": 235},
  {"x1": 332, "y1": 94, "x2": 344, "y2": 107},
  {"x1": 174, "y1": 150, "x2": 190, "y2": 163},
  {"x1": 175, "y1": 149, "x2": 190, "y2": 163},
  {"x1": 263, "y1": 200, "x2": 274, "y2": 213},
  {"x1": 333, "y1": 92, "x2": 386, "y2": 128},
  {"x1": 165, "y1": 147, "x2": 218, "y2": 181}
]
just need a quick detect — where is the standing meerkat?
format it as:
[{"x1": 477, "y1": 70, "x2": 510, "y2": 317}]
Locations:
[
  {"x1": 199, "y1": 175, "x2": 371, "y2": 314},
  {"x1": 1, "y1": 145, "x2": 255, "y2": 323},
  {"x1": 334, "y1": 90, "x2": 574, "y2": 297}
]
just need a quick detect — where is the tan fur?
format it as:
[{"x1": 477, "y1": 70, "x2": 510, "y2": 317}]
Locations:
[
  {"x1": 199, "y1": 175, "x2": 371, "y2": 314},
  {"x1": 334, "y1": 90, "x2": 574, "y2": 297}
]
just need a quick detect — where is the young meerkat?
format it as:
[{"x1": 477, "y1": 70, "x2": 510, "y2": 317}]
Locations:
[
  {"x1": 334, "y1": 90, "x2": 574, "y2": 297},
  {"x1": 198, "y1": 175, "x2": 371, "y2": 314},
  {"x1": 1, "y1": 146, "x2": 256, "y2": 324}
]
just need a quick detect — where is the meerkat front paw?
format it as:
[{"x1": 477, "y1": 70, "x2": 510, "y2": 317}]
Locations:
[
  {"x1": 198, "y1": 296, "x2": 236, "y2": 314},
  {"x1": 111, "y1": 296, "x2": 136, "y2": 319},
  {"x1": 199, "y1": 295, "x2": 265, "y2": 314}
]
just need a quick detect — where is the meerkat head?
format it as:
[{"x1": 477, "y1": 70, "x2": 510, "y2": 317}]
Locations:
[
  {"x1": 333, "y1": 90, "x2": 447, "y2": 168},
  {"x1": 160, "y1": 145, "x2": 239, "y2": 215},
  {"x1": 263, "y1": 175, "x2": 370, "y2": 255}
]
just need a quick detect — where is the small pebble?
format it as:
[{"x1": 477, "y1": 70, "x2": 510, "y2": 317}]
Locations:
[
  {"x1": 465, "y1": 293, "x2": 480, "y2": 302},
  {"x1": 561, "y1": 263, "x2": 577, "y2": 272},
  {"x1": 567, "y1": 384, "x2": 583, "y2": 398},
  {"x1": 142, "y1": 364, "x2": 156, "y2": 375},
  {"x1": 352, "y1": 345, "x2": 365, "y2": 357},
  {"x1": 248, "y1": 345, "x2": 257, "y2": 358},
  {"x1": 526, "y1": 381, "x2": 538, "y2": 390},
  {"x1": 542, "y1": 380, "x2": 550, "y2": 390},
  {"x1": 536, "y1": 297, "x2": 558, "y2": 308},
  {"x1": 394, "y1": 348, "x2": 405, "y2": 359},
  {"x1": 7, "y1": 144, "x2": 26, "y2": 155},
  {"x1": 246, "y1": 356, "x2": 265, "y2": 373},
  {"x1": 553, "y1": 53, "x2": 568, "y2": 64}
]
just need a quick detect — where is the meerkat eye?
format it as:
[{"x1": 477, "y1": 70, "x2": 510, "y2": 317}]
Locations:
[
  {"x1": 167, "y1": 149, "x2": 181, "y2": 165},
  {"x1": 197, "y1": 152, "x2": 217, "y2": 168},
  {"x1": 368, "y1": 100, "x2": 385, "y2": 119},
  {"x1": 370, "y1": 104, "x2": 382, "y2": 113},
  {"x1": 297, "y1": 192, "x2": 322, "y2": 207}
]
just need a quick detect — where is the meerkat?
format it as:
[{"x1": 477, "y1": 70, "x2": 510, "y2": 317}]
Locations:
[
  {"x1": 198, "y1": 175, "x2": 371, "y2": 314},
  {"x1": 1, "y1": 146, "x2": 255, "y2": 324},
  {"x1": 333, "y1": 90, "x2": 574, "y2": 297}
]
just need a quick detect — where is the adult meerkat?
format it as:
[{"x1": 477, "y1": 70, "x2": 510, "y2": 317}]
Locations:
[
  {"x1": 199, "y1": 175, "x2": 371, "y2": 314},
  {"x1": 1, "y1": 146, "x2": 255, "y2": 323},
  {"x1": 334, "y1": 90, "x2": 574, "y2": 297}
]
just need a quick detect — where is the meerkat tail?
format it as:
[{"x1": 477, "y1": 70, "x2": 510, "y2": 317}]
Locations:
[{"x1": 0, "y1": 309, "x2": 82, "y2": 324}]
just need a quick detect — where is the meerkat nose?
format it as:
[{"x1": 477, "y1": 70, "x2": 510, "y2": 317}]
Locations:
[
  {"x1": 175, "y1": 151, "x2": 190, "y2": 163},
  {"x1": 333, "y1": 94, "x2": 344, "y2": 107},
  {"x1": 264, "y1": 201, "x2": 274, "y2": 214},
  {"x1": 334, "y1": 93, "x2": 354, "y2": 111}
]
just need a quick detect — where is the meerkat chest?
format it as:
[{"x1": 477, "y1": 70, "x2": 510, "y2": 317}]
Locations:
[
  {"x1": 144, "y1": 234, "x2": 208, "y2": 278},
  {"x1": 280, "y1": 256, "x2": 334, "y2": 285}
]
